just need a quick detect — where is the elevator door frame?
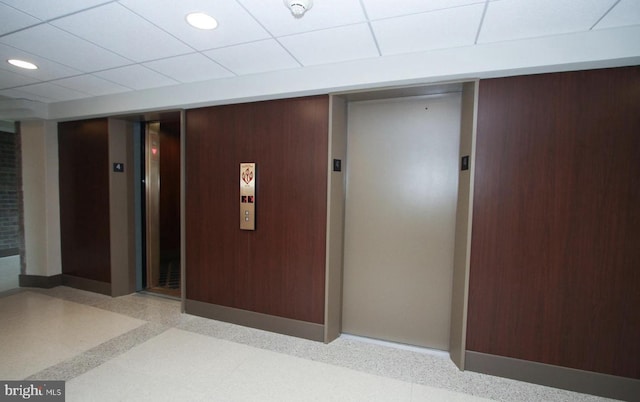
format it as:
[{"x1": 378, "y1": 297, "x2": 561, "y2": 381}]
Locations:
[
  {"x1": 327, "y1": 82, "x2": 477, "y2": 370},
  {"x1": 140, "y1": 119, "x2": 182, "y2": 298},
  {"x1": 145, "y1": 122, "x2": 161, "y2": 292}
]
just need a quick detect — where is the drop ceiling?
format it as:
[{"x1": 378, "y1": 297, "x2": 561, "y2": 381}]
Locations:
[{"x1": 0, "y1": 0, "x2": 639, "y2": 119}]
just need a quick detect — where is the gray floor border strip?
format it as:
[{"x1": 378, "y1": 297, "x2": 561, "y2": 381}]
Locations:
[
  {"x1": 465, "y1": 351, "x2": 640, "y2": 401},
  {"x1": 185, "y1": 299, "x2": 325, "y2": 342}
]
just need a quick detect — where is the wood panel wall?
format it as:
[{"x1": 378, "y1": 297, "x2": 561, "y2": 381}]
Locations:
[
  {"x1": 467, "y1": 66, "x2": 640, "y2": 379},
  {"x1": 185, "y1": 96, "x2": 329, "y2": 324},
  {"x1": 58, "y1": 118, "x2": 111, "y2": 283}
]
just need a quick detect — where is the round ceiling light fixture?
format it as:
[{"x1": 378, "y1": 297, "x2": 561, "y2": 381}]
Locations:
[
  {"x1": 186, "y1": 12, "x2": 218, "y2": 30},
  {"x1": 284, "y1": 0, "x2": 313, "y2": 18},
  {"x1": 8, "y1": 59, "x2": 38, "y2": 70}
]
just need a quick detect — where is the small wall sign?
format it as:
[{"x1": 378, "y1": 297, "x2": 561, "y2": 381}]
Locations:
[
  {"x1": 461, "y1": 156, "x2": 469, "y2": 171},
  {"x1": 240, "y1": 163, "x2": 256, "y2": 231},
  {"x1": 113, "y1": 163, "x2": 125, "y2": 172}
]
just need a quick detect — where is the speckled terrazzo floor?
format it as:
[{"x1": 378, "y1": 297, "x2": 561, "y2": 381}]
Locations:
[{"x1": 0, "y1": 287, "x2": 619, "y2": 402}]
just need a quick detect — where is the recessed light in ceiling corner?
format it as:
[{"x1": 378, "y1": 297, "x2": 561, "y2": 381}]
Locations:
[
  {"x1": 186, "y1": 12, "x2": 218, "y2": 30},
  {"x1": 8, "y1": 59, "x2": 38, "y2": 70}
]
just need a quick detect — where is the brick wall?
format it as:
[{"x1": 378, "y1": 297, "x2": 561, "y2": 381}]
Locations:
[{"x1": 0, "y1": 130, "x2": 18, "y2": 255}]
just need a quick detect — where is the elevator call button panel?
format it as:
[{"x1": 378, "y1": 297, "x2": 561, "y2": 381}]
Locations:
[{"x1": 240, "y1": 163, "x2": 256, "y2": 230}]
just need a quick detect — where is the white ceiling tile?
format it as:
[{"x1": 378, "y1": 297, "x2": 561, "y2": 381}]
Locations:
[
  {"x1": 143, "y1": 53, "x2": 233, "y2": 83},
  {"x1": 0, "y1": 67, "x2": 40, "y2": 89},
  {"x1": 478, "y1": 0, "x2": 617, "y2": 43},
  {"x1": 0, "y1": 24, "x2": 131, "y2": 72},
  {"x1": 594, "y1": 0, "x2": 640, "y2": 30},
  {"x1": 51, "y1": 2, "x2": 193, "y2": 62},
  {"x1": 0, "y1": 43, "x2": 82, "y2": 80},
  {"x1": 11, "y1": 61, "x2": 81, "y2": 82},
  {"x1": 119, "y1": 0, "x2": 270, "y2": 51},
  {"x1": 0, "y1": 3, "x2": 41, "y2": 35},
  {"x1": 204, "y1": 40, "x2": 300, "y2": 75},
  {"x1": 238, "y1": 0, "x2": 367, "y2": 37},
  {"x1": 361, "y1": 0, "x2": 485, "y2": 20},
  {"x1": 279, "y1": 24, "x2": 378, "y2": 66},
  {"x1": 0, "y1": 0, "x2": 113, "y2": 20},
  {"x1": 17, "y1": 82, "x2": 90, "y2": 101},
  {"x1": 2, "y1": 0, "x2": 108, "y2": 20},
  {"x1": 94, "y1": 65, "x2": 179, "y2": 90},
  {"x1": 372, "y1": 4, "x2": 485, "y2": 55},
  {"x1": 52, "y1": 74, "x2": 131, "y2": 96}
]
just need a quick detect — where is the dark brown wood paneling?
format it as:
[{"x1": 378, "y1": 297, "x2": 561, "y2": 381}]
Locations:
[
  {"x1": 159, "y1": 120, "x2": 181, "y2": 253},
  {"x1": 58, "y1": 119, "x2": 111, "y2": 283},
  {"x1": 186, "y1": 96, "x2": 328, "y2": 324},
  {"x1": 467, "y1": 67, "x2": 640, "y2": 379}
]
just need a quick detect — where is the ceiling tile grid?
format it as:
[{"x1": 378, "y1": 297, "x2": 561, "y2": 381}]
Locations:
[
  {"x1": 0, "y1": 68, "x2": 40, "y2": 89},
  {"x1": 143, "y1": 52, "x2": 234, "y2": 83},
  {"x1": 52, "y1": 74, "x2": 132, "y2": 97},
  {"x1": 0, "y1": 0, "x2": 638, "y2": 105},
  {"x1": 278, "y1": 23, "x2": 379, "y2": 66},
  {"x1": 50, "y1": 2, "x2": 194, "y2": 62},
  {"x1": 593, "y1": 0, "x2": 640, "y2": 29},
  {"x1": 360, "y1": 0, "x2": 486, "y2": 20},
  {"x1": 119, "y1": 0, "x2": 271, "y2": 51},
  {"x1": 15, "y1": 81, "x2": 92, "y2": 102},
  {"x1": 237, "y1": 0, "x2": 368, "y2": 37},
  {"x1": 0, "y1": 0, "x2": 116, "y2": 21},
  {"x1": 0, "y1": 43, "x2": 83, "y2": 82},
  {"x1": 0, "y1": 24, "x2": 132, "y2": 72},
  {"x1": 93, "y1": 64, "x2": 179, "y2": 90},
  {"x1": 477, "y1": 0, "x2": 619, "y2": 44},
  {"x1": 372, "y1": 3, "x2": 486, "y2": 56},
  {"x1": 0, "y1": 3, "x2": 40, "y2": 35},
  {"x1": 203, "y1": 39, "x2": 301, "y2": 76}
]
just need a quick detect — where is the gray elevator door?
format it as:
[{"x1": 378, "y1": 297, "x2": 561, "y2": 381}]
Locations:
[{"x1": 342, "y1": 94, "x2": 461, "y2": 350}]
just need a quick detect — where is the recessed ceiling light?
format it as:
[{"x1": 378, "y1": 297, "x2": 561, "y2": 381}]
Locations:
[
  {"x1": 186, "y1": 12, "x2": 218, "y2": 30},
  {"x1": 8, "y1": 59, "x2": 38, "y2": 70}
]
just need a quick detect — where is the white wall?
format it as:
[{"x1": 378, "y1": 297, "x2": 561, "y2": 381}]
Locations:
[{"x1": 20, "y1": 121, "x2": 61, "y2": 277}]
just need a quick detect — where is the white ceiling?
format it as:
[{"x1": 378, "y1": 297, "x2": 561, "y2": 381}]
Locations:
[{"x1": 0, "y1": 0, "x2": 639, "y2": 118}]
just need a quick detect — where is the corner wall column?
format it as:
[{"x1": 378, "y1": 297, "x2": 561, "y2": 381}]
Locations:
[
  {"x1": 18, "y1": 120, "x2": 62, "y2": 286},
  {"x1": 108, "y1": 118, "x2": 136, "y2": 296}
]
